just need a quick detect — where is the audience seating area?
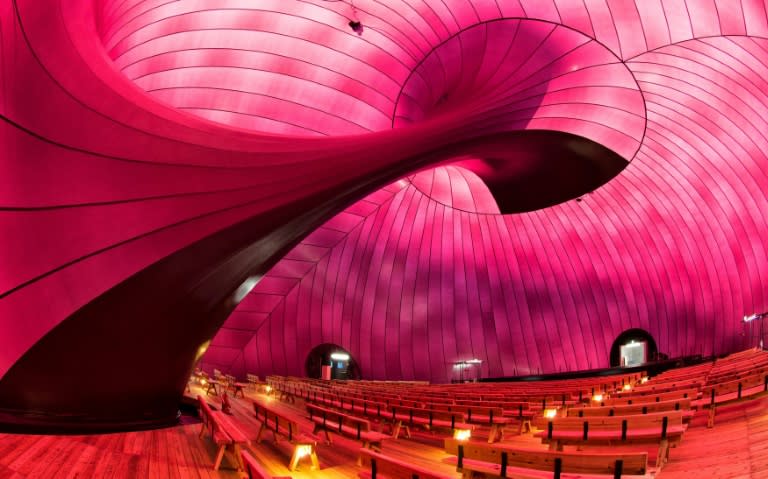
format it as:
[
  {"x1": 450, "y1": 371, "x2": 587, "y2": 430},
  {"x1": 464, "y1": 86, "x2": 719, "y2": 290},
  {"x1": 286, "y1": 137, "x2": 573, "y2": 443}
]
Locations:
[
  {"x1": 188, "y1": 348, "x2": 768, "y2": 478},
  {"x1": 197, "y1": 395, "x2": 251, "y2": 471},
  {"x1": 535, "y1": 410, "x2": 685, "y2": 469},
  {"x1": 252, "y1": 398, "x2": 321, "y2": 471},
  {"x1": 306, "y1": 402, "x2": 388, "y2": 451},
  {"x1": 443, "y1": 437, "x2": 649, "y2": 478}
]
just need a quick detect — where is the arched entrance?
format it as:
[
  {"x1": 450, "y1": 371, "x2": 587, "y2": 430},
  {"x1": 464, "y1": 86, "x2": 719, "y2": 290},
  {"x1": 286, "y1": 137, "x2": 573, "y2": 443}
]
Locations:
[
  {"x1": 305, "y1": 344, "x2": 361, "y2": 380},
  {"x1": 610, "y1": 329, "x2": 658, "y2": 367}
]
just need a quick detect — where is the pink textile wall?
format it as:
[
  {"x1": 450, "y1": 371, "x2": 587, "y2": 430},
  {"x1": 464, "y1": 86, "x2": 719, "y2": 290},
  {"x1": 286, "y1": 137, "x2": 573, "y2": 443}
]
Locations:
[{"x1": 1, "y1": 0, "x2": 768, "y2": 427}]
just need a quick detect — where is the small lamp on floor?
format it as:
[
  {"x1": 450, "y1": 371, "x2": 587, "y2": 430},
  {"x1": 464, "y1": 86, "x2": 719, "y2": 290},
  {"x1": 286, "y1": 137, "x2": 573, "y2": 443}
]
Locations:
[{"x1": 453, "y1": 428, "x2": 472, "y2": 441}]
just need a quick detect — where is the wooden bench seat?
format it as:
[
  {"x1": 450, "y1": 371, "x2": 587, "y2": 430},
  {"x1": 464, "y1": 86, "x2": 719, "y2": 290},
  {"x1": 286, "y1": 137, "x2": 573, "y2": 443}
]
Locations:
[
  {"x1": 565, "y1": 399, "x2": 694, "y2": 421},
  {"x1": 306, "y1": 403, "x2": 388, "y2": 450},
  {"x1": 584, "y1": 388, "x2": 699, "y2": 407},
  {"x1": 240, "y1": 450, "x2": 291, "y2": 479},
  {"x1": 221, "y1": 374, "x2": 247, "y2": 398},
  {"x1": 247, "y1": 374, "x2": 268, "y2": 393},
  {"x1": 252, "y1": 399, "x2": 320, "y2": 471},
  {"x1": 428, "y1": 405, "x2": 511, "y2": 442},
  {"x1": 616, "y1": 381, "x2": 700, "y2": 393},
  {"x1": 205, "y1": 379, "x2": 222, "y2": 396},
  {"x1": 707, "y1": 366, "x2": 768, "y2": 385},
  {"x1": 309, "y1": 395, "x2": 391, "y2": 422},
  {"x1": 358, "y1": 448, "x2": 455, "y2": 479},
  {"x1": 698, "y1": 373, "x2": 768, "y2": 427},
  {"x1": 444, "y1": 438, "x2": 649, "y2": 479},
  {"x1": 534, "y1": 411, "x2": 686, "y2": 469},
  {"x1": 197, "y1": 395, "x2": 250, "y2": 471},
  {"x1": 387, "y1": 406, "x2": 471, "y2": 439}
]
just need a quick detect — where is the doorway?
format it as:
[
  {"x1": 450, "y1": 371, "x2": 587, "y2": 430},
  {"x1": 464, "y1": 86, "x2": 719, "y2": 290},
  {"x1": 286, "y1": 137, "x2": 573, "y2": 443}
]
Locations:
[
  {"x1": 610, "y1": 329, "x2": 658, "y2": 367},
  {"x1": 304, "y1": 343, "x2": 361, "y2": 380}
]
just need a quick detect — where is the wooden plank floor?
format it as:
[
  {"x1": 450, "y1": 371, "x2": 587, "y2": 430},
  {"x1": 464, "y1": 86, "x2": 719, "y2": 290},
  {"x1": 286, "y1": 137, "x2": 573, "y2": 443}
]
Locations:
[{"x1": 1, "y1": 387, "x2": 767, "y2": 478}]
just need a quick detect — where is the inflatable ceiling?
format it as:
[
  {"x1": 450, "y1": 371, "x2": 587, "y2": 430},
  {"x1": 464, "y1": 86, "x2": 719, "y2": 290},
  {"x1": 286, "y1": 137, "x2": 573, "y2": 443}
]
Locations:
[{"x1": 1, "y1": 0, "x2": 767, "y2": 430}]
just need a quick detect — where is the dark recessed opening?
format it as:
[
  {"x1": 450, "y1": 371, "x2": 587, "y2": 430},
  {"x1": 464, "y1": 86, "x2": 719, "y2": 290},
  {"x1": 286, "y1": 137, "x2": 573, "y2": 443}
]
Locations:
[{"x1": 305, "y1": 343, "x2": 361, "y2": 380}]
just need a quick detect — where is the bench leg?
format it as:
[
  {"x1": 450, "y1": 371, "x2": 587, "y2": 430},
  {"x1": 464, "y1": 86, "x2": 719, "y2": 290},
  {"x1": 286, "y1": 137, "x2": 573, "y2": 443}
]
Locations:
[
  {"x1": 289, "y1": 449, "x2": 300, "y2": 471},
  {"x1": 548, "y1": 440, "x2": 562, "y2": 451},
  {"x1": 392, "y1": 421, "x2": 402, "y2": 439},
  {"x1": 368, "y1": 440, "x2": 382, "y2": 452},
  {"x1": 255, "y1": 422, "x2": 265, "y2": 443},
  {"x1": 213, "y1": 445, "x2": 227, "y2": 471},
  {"x1": 231, "y1": 443, "x2": 245, "y2": 472},
  {"x1": 707, "y1": 407, "x2": 716, "y2": 428},
  {"x1": 656, "y1": 439, "x2": 670, "y2": 470},
  {"x1": 488, "y1": 424, "x2": 503, "y2": 443},
  {"x1": 312, "y1": 424, "x2": 332, "y2": 445},
  {"x1": 310, "y1": 450, "x2": 320, "y2": 470},
  {"x1": 518, "y1": 419, "x2": 531, "y2": 435},
  {"x1": 309, "y1": 447, "x2": 320, "y2": 471}
]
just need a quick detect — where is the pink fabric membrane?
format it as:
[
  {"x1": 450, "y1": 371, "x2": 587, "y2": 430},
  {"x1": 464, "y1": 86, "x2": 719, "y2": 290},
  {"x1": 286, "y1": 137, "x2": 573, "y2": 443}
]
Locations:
[{"x1": 1, "y1": 0, "x2": 767, "y2": 427}]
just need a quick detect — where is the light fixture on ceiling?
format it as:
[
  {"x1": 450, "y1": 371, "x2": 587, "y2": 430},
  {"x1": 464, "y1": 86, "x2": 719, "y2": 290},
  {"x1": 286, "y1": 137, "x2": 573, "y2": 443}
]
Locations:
[
  {"x1": 349, "y1": 20, "x2": 363, "y2": 34},
  {"x1": 743, "y1": 312, "x2": 767, "y2": 322},
  {"x1": 347, "y1": 0, "x2": 363, "y2": 34}
]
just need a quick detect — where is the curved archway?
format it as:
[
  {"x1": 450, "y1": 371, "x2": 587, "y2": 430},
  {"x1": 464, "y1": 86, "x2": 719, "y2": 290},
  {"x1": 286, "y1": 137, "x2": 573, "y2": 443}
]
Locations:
[
  {"x1": 305, "y1": 344, "x2": 361, "y2": 380},
  {"x1": 610, "y1": 329, "x2": 659, "y2": 367}
]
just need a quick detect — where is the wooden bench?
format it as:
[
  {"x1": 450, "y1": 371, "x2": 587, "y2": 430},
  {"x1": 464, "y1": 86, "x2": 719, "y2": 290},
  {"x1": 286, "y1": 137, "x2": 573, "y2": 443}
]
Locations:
[
  {"x1": 444, "y1": 438, "x2": 648, "y2": 478},
  {"x1": 252, "y1": 399, "x2": 319, "y2": 471},
  {"x1": 277, "y1": 388, "x2": 297, "y2": 403},
  {"x1": 429, "y1": 404, "x2": 511, "y2": 442},
  {"x1": 223, "y1": 374, "x2": 248, "y2": 398},
  {"x1": 248, "y1": 373, "x2": 266, "y2": 393},
  {"x1": 306, "y1": 394, "x2": 388, "y2": 421},
  {"x1": 387, "y1": 405, "x2": 471, "y2": 439},
  {"x1": 197, "y1": 395, "x2": 250, "y2": 471},
  {"x1": 565, "y1": 399, "x2": 694, "y2": 421},
  {"x1": 587, "y1": 388, "x2": 699, "y2": 407},
  {"x1": 358, "y1": 448, "x2": 454, "y2": 479},
  {"x1": 700, "y1": 372, "x2": 768, "y2": 427},
  {"x1": 534, "y1": 411, "x2": 686, "y2": 469},
  {"x1": 240, "y1": 450, "x2": 291, "y2": 479},
  {"x1": 306, "y1": 403, "x2": 388, "y2": 451},
  {"x1": 204, "y1": 378, "x2": 224, "y2": 396},
  {"x1": 624, "y1": 378, "x2": 703, "y2": 394}
]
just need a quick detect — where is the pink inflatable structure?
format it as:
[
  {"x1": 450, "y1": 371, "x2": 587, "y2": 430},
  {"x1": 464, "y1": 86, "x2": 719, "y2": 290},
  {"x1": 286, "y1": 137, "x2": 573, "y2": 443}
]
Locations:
[{"x1": 1, "y1": 0, "x2": 767, "y2": 430}]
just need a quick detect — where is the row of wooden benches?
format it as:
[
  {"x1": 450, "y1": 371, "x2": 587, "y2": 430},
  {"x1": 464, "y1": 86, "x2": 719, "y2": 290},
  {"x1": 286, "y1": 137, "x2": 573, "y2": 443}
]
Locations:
[
  {"x1": 354, "y1": 441, "x2": 650, "y2": 479},
  {"x1": 214, "y1": 391, "x2": 686, "y2": 477},
  {"x1": 301, "y1": 392, "x2": 513, "y2": 442},
  {"x1": 269, "y1": 381, "x2": 637, "y2": 406},
  {"x1": 297, "y1": 384, "x2": 689, "y2": 470},
  {"x1": 197, "y1": 394, "x2": 322, "y2": 473},
  {"x1": 239, "y1": 431, "x2": 655, "y2": 479}
]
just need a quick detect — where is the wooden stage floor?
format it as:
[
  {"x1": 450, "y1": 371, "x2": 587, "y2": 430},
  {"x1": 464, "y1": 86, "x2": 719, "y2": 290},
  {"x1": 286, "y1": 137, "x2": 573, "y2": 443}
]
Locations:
[{"x1": 1, "y1": 386, "x2": 767, "y2": 478}]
